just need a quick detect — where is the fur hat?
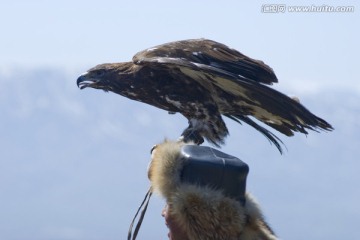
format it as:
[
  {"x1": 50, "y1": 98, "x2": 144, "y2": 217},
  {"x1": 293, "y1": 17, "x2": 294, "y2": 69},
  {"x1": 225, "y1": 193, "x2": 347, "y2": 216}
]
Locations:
[{"x1": 148, "y1": 140, "x2": 278, "y2": 240}]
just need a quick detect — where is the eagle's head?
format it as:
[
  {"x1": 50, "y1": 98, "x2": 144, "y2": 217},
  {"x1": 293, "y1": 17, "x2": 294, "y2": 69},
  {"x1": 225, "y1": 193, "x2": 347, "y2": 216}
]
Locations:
[{"x1": 77, "y1": 62, "x2": 134, "y2": 93}]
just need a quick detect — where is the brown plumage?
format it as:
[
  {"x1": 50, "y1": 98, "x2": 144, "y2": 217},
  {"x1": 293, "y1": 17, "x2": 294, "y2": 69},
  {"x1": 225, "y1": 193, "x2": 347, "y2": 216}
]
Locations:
[{"x1": 77, "y1": 38, "x2": 333, "y2": 153}]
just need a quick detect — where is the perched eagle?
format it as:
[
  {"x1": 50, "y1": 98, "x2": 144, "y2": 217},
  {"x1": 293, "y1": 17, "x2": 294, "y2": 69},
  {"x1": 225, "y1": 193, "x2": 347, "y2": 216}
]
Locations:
[{"x1": 77, "y1": 38, "x2": 333, "y2": 153}]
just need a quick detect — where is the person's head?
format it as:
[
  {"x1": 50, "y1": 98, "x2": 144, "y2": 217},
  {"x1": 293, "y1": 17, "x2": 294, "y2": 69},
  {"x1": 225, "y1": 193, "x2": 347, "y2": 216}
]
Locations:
[{"x1": 148, "y1": 140, "x2": 277, "y2": 240}]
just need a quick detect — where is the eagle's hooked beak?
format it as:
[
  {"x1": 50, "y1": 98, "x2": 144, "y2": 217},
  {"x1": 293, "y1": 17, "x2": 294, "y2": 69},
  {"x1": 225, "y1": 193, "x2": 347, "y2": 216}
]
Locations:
[{"x1": 77, "y1": 72, "x2": 99, "y2": 90}]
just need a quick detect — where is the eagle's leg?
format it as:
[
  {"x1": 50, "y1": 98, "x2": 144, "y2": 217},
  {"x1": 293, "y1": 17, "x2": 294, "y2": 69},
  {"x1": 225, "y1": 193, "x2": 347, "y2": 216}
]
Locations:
[{"x1": 180, "y1": 127, "x2": 204, "y2": 145}]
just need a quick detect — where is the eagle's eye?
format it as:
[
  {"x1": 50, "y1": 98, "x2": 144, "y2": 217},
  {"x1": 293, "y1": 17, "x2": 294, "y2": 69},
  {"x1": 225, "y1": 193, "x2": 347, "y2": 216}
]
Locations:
[{"x1": 93, "y1": 70, "x2": 106, "y2": 78}]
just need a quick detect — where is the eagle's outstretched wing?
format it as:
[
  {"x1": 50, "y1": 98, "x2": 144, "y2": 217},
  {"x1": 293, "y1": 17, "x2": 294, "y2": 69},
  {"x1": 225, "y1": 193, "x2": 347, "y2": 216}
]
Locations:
[{"x1": 133, "y1": 39, "x2": 277, "y2": 85}]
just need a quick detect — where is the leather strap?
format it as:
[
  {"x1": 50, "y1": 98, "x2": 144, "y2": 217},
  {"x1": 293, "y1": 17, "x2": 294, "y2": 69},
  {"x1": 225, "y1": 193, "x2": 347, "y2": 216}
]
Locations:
[{"x1": 128, "y1": 187, "x2": 153, "y2": 240}]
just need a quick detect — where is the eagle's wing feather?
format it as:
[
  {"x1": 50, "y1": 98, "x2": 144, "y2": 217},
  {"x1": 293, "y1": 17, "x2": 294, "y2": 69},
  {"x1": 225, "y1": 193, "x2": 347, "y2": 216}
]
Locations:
[
  {"x1": 133, "y1": 39, "x2": 277, "y2": 85},
  {"x1": 224, "y1": 114, "x2": 285, "y2": 153},
  {"x1": 172, "y1": 60, "x2": 332, "y2": 134}
]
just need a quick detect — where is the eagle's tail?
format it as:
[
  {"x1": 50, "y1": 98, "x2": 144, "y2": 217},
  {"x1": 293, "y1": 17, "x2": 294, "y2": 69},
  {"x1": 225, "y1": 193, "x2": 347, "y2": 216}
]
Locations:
[
  {"x1": 224, "y1": 114, "x2": 285, "y2": 154},
  {"x1": 245, "y1": 83, "x2": 334, "y2": 137}
]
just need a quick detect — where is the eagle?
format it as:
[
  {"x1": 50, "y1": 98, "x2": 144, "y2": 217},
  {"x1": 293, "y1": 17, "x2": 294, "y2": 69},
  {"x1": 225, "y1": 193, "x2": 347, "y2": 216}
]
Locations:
[{"x1": 77, "y1": 38, "x2": 333, "y2": 153}]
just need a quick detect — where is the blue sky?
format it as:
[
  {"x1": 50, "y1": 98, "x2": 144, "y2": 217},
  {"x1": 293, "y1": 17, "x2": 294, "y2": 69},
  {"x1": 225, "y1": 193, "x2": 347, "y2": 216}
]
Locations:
[{"x1": 1, "y1": 1, "x2": 359, "y2": 239}]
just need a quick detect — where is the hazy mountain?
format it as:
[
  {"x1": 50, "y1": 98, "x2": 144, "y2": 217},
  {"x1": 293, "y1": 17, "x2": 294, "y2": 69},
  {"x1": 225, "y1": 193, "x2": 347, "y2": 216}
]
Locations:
[{"x1": 1, "y1": 68, "x2": 359, "y2": 240}]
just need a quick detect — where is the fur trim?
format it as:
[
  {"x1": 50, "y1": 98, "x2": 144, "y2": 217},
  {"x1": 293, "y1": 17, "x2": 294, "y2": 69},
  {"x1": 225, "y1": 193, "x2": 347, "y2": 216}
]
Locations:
[
  {"x1": 240, "y1": 193, "x2": 278, "y2": 240},
  {"x1": 148, "y1": 140, "x2": 189, "y2": 199},
  {"x1": 148, "y1": 140, "x2": 278, "y2": 240}
]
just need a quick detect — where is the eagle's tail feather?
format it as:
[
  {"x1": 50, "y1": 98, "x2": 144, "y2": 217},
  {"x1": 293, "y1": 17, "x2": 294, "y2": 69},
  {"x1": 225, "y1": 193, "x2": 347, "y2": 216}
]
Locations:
[{"x1": 225, "y1": 114, "x2": 285, "y2": 154}]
